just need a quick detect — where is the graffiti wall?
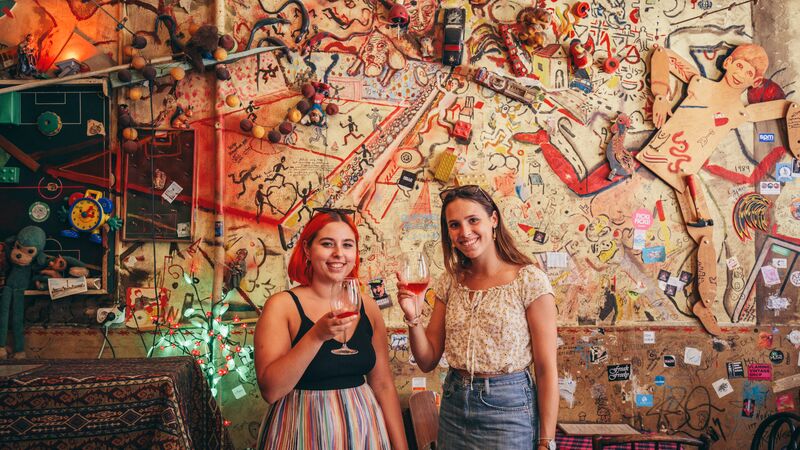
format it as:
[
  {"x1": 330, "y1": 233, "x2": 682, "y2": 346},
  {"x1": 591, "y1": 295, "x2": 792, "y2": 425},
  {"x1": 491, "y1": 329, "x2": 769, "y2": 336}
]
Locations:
[{"x1": 2, "y1": 0, "x2": 800, "y2": 448}]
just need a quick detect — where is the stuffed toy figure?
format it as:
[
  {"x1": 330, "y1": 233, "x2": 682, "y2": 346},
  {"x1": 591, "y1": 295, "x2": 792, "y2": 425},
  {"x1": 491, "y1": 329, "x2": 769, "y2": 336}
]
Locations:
[
  {"x1": 0, "y1": 226, "x2": 47, "y2": 359},
  {"x1": 33, "y1": 255, "x2": 90, "y2": 290}
]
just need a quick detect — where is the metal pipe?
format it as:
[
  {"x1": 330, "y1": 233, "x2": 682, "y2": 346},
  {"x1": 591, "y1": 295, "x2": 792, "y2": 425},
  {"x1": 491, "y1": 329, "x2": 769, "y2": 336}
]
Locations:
[{"x1": 211, "y1": 0, "x2": 226, "y2": 310}]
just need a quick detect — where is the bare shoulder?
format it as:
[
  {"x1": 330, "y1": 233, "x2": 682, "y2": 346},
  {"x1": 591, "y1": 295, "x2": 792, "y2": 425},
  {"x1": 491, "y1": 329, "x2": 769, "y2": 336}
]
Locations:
[
  {"x1": 258, "y1": 290, "x2": 295, "y2": 322},
  {"x1": 361, "y1": 293, "x2": 384, "y2": 327}
]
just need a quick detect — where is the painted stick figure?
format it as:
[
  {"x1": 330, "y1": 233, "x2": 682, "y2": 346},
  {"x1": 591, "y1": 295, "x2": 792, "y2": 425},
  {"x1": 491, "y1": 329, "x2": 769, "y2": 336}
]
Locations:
[{"x1": 340, "y1": 115, "x2": 364, "y2": 145}]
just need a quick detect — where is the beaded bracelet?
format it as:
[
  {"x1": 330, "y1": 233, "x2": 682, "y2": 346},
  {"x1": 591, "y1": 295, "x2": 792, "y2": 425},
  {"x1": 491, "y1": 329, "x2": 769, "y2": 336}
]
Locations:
[{"x1": 403, "y1": 315, "x2": 420, "y2": 327}]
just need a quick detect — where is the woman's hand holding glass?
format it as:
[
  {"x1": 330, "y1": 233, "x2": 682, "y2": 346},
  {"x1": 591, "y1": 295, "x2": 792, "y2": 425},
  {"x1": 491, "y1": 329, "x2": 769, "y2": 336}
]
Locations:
[
  {"x1": 396, "y1": 252, "x2": 429, "y2": 327},
  {"x1": 329, "y1": 277, "x2": 361, "y2": 355}
]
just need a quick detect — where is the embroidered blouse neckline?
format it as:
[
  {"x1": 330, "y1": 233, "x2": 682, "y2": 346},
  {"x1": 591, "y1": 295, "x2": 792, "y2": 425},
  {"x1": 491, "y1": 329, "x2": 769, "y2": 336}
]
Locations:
[{"x1": 456, "y1": 264, "x2": 532, "y2": 292}]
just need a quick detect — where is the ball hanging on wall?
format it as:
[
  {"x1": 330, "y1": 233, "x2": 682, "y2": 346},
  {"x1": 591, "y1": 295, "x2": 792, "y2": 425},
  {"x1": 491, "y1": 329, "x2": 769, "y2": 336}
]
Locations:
[
  {"x1": 122, "y1": 128, "x2": 138, "y2": 140},
  {"x1": 240, "y1": 119, "x2": 254, "y2": 132},
  {"x1": 119, "y1": 113, "x2": 134, "y2": 128},
  {"x1": 142, "y1": 65, "x2": 157, "y2": 81},
  {"x1": 278, "y1": 121, "x2": 293, "y2": 135},
  {"x1": 122, "y1": 140, "x2": 139, "y2": 154},
  {"x1": 267, "y1": 130, "x2": 281, "y2": 143},
  {"x1": 296, "y1": 99, "x2": 311, "y2": 114},
  {"x1": 170, "y1": 67, "x2": 186, "y2": 81},
  {"x1": 215, "y1": 65, "x2": 231, "y2": 81},
  {"x1": 117, "y1": 69, "x2": 133, "y2": 82},
  {"x1": 225, "y1": 94, "x2": 240, "y2": 107},
  {"x1": 252, "y1": 125, "x2": 266, "y2": 139},
  {"x1": 302, "y1": 83, "x2": 316, "y2": 98},
  {"x1": 213, "y1": 48, "x2": 228, "y2": 61},
  {"x1": 131, "y1": 56, "x2": 146, "y2": 70},
  {"x1": 218, "y1": 35, "x2": 235, "y2": 51},
  {"x1": 287, "y1": 108, "x2": 302, "y2": 123},
  {"x1": 325, "y1": 103, "x2": 339, "y2": 115},
  {"x1": 131, "y1": 35, "x2": 148, "y2": 50},
  {"x1": 123, "y1": 46, "x2": 137, "y2": 57},
  {"x1": 128, "y1": 87, "x2": 143, "y2": 101}
]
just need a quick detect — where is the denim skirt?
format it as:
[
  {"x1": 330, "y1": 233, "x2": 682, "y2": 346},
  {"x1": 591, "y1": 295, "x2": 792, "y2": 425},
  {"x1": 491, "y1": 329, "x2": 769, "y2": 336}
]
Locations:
[{"x1": 437, "y1": 369, "x2": 538, "y2": 450}]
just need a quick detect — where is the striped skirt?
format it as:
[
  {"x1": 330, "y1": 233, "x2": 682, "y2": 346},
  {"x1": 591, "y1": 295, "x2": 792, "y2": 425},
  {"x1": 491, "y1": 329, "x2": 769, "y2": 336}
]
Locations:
[{"x1": 257, "y1": 384, "x2": 391, "y2": 450}]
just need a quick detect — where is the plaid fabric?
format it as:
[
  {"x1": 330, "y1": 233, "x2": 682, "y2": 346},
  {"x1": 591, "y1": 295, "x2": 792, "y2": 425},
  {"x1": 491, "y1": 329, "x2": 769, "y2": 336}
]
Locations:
[
  {"x1": 0, "y1": 357, "x2": 232, "y2": 449},
  {"x1": 557, "y1": 433, "x2": 683, "y2": 450}
]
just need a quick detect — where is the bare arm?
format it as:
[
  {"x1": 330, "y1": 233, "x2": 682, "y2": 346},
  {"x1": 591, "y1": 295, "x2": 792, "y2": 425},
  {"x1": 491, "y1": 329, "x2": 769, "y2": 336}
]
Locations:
[
  {"x1": 364, "y1": 296, "x2": 408, "y2": 450},
  {"x1": 254, "y1": 291, "x2": 356, "y2": 403},
  {"x1": 397, "y1": 281, "x2": 446, "y2": 372},
  {"x1": 526, "y1": 293, "x2": 558, "y2": 446},
  {"x1": 650, "y1": 46, "x2": 700, "y2": 128}
]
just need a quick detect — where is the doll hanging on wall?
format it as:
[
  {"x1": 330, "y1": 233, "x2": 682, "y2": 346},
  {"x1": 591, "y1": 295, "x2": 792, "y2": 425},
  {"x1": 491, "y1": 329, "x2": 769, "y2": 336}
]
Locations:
[
  {"x1": 0, "y1": 226, "x2": 47, "y2": 359},
  {"x1": 636, "y1": 43, "x2": 800, "y2": 335}
]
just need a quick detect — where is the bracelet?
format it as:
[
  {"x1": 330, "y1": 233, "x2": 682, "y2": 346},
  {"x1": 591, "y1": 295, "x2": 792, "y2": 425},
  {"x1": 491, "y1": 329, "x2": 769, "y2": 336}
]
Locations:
[{"x1": 403, "y1": 315, "x2": 420, "y2": 328}]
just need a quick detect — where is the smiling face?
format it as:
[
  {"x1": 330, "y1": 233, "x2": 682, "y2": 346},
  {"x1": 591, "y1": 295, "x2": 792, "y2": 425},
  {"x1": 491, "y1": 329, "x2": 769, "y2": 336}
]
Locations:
[
  {"x1": 444, "y1": 198, "x2": 498, "y2": 260},
  {"x1": 723, "y1": 57, "x2": 762, "y2": 90},
  {"x1": 305, "y1": 221, "x2": 358, "y2": 283}
]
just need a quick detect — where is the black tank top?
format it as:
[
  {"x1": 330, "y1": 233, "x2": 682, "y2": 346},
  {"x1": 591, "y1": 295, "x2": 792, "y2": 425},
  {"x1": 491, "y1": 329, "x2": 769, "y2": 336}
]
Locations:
[{"x1": 288, "y1": 290, "x2": 377, "y2": 390}]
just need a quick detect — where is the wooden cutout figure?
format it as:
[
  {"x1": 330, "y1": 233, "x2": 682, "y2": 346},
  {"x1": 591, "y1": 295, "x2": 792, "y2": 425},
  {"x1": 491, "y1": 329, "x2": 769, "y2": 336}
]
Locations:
[{"x1": 637, "y1": 44, "x2": 800, "y2": 335}]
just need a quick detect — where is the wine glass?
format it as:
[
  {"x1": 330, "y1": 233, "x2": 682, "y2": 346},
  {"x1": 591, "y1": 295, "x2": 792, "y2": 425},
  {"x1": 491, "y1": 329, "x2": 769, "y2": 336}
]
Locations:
[
  {"x1": 330, "y1": 277, "x2": 361, "y2": 355},
  {"x1": 400, "y1": 252, "x2": 430, "y2": 320}
]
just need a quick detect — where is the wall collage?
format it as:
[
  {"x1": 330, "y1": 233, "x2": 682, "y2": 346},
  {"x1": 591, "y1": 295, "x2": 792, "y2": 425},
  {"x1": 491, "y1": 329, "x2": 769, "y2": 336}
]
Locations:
[{"x1": 1, "y1": 0, "x2": 799, "y2": 447}]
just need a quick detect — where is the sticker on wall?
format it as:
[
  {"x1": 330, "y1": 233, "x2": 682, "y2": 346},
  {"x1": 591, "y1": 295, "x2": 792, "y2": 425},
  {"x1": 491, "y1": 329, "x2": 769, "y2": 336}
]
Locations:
[
  {"x1": 761, "y1": 265, "x2": 781, "y2": 286},
  {"x1": 546, "y1": 252, "x2": 569, "y2": 268},
  {"x1": 607, "y1": 364, "x2": 631, "y2": 381},
  {"x1": 664, "y1": 355, "x2": 676, "y2": 367},
  {"x1": 790, "y1": 272, "x2": 800, "y2": 287},
  {"x1": 635, "y1": 394, "x2": 653, "y2": 407},
  {"x1": 726, "y1": 257, "x2": 740, "y2": 269},
  {"x1": 589, "y1": 345, "x2": 608, "y2": 364},
  {"x1": 177, "y1": 222, "x2": 190, "y2": 238},
  {"x1": 788, "y1": 330, "x2": 800, "y2": 345},
  {"x1": 642, "y1": 246, "x2": 665, "y2": 263},
  {"x1": 711, "y1": 378, "x2": 734, "y2": 398},
  {"x1": 766, "y1": 295, "x2": 790, "y2": 313},
  {"x1": 654, "y1": 375, "x2": 665, "y2": 386},
  {"x1": 633, "y1": 229, "x2": 646, "y2": 250},
  {"x1": 632, "y1": 208, "x2": 653, "y2": 230},
  {"x1": 368, "y1": 277, "x2": 393, "y2": 309},
  {"x1": 776, "y1": 393, "x2": 796, "y2": 412},
  {"x1": 232, "y1": 384, "x2": 247, "y2": 399},
  {"x1": 679, "y1": 271, "x2": 692, "y2": 284},
  {"x1": 769, "y1": 349, "x2": 785, "y2": 364},
  {"x1": 776, "y1": 162, "x2": 793, "y2": 183},
  {"x1": 793, "y1": 158, "x2": 800, "y2": 177},
  {"x1": 657, "y1": 269, "x2": 670, "y2": 282},
  {"x1": 533, "y1": 230, "x2": 546, "y2": 243},
  {"x1": 773, "y1": 258, "x2": 788, "y2": 269},
  {"x1": 643, "y1": 331, "x2": 655, "y2": 344},
  {"x1": 162, "y1": 181, "x2": 184, "y2": 203},
  {"x1": 727, "y1": 361, "x2": 745, "y2": 378},
  {"x1": 742, "y1": 399, "x2": 755, "y2": 417},
  {"x1": 760, "y1": 181, "x2": 781, "y2": 195},
  {"x1": 412, "y1": 377, "x2": 427, "y2": 392},
  {"x1": 747, "y1": 363, "x2": 773, "y2": 381},
  {"x1": 684, "y1": 347, "x2": 702, "y2": 366}
]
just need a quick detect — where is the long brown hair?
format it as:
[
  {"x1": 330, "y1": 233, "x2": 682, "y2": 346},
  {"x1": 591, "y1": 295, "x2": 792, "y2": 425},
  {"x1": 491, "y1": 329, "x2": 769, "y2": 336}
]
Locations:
[{"x1": 439, "y1": 186, "x2": 532, "y2": 279}]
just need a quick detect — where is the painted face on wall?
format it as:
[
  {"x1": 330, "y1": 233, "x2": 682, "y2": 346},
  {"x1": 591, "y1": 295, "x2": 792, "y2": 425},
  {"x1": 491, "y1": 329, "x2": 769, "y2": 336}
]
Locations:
[
  {"x1": 408, "y1": 0, "x2": 437, "y2": 35},
  {"x1": 305, "y1": 221, "x2": 357, "y2": 282},
  {"x1": 444, "y1": 198, "x2": 498, "y2": 260}
]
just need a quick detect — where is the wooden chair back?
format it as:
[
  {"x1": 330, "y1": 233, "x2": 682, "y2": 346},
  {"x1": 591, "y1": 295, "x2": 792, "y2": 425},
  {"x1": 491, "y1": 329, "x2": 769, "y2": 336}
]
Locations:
[{"x1": 409, "y1": 390, "x2": 438, "y2": 450}]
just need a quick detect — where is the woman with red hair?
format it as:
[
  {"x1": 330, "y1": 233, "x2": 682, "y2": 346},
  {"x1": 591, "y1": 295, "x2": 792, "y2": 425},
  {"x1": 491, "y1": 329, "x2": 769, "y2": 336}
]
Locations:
[{"x1": 254, "y1": 210, "x2": 407, "y2": 450}]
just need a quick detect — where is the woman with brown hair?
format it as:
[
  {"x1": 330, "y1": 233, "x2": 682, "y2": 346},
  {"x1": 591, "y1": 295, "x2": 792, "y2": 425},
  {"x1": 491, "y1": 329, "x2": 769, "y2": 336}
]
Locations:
[{"x1": 397, "y1": 185, "x2": 559, "y2": 450}]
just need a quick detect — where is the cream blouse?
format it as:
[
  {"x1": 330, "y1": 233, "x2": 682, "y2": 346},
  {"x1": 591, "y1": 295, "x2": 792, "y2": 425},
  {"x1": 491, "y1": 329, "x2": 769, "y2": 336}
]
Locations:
[{"x1": 432, "y1": 264, "x2": 553, "y2": 376}]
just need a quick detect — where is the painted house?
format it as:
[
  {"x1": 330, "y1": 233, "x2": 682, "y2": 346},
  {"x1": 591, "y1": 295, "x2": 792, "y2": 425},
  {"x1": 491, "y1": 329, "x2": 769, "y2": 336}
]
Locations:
[{"x1": 533, "y1": 44, "x2": 568, "y2": 89}]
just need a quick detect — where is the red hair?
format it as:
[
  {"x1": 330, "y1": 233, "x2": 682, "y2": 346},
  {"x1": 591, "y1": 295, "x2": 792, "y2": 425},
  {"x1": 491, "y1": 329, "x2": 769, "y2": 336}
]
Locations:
[{"x1": 287, "y1": 212, "x2": 360, "y2": 285}]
